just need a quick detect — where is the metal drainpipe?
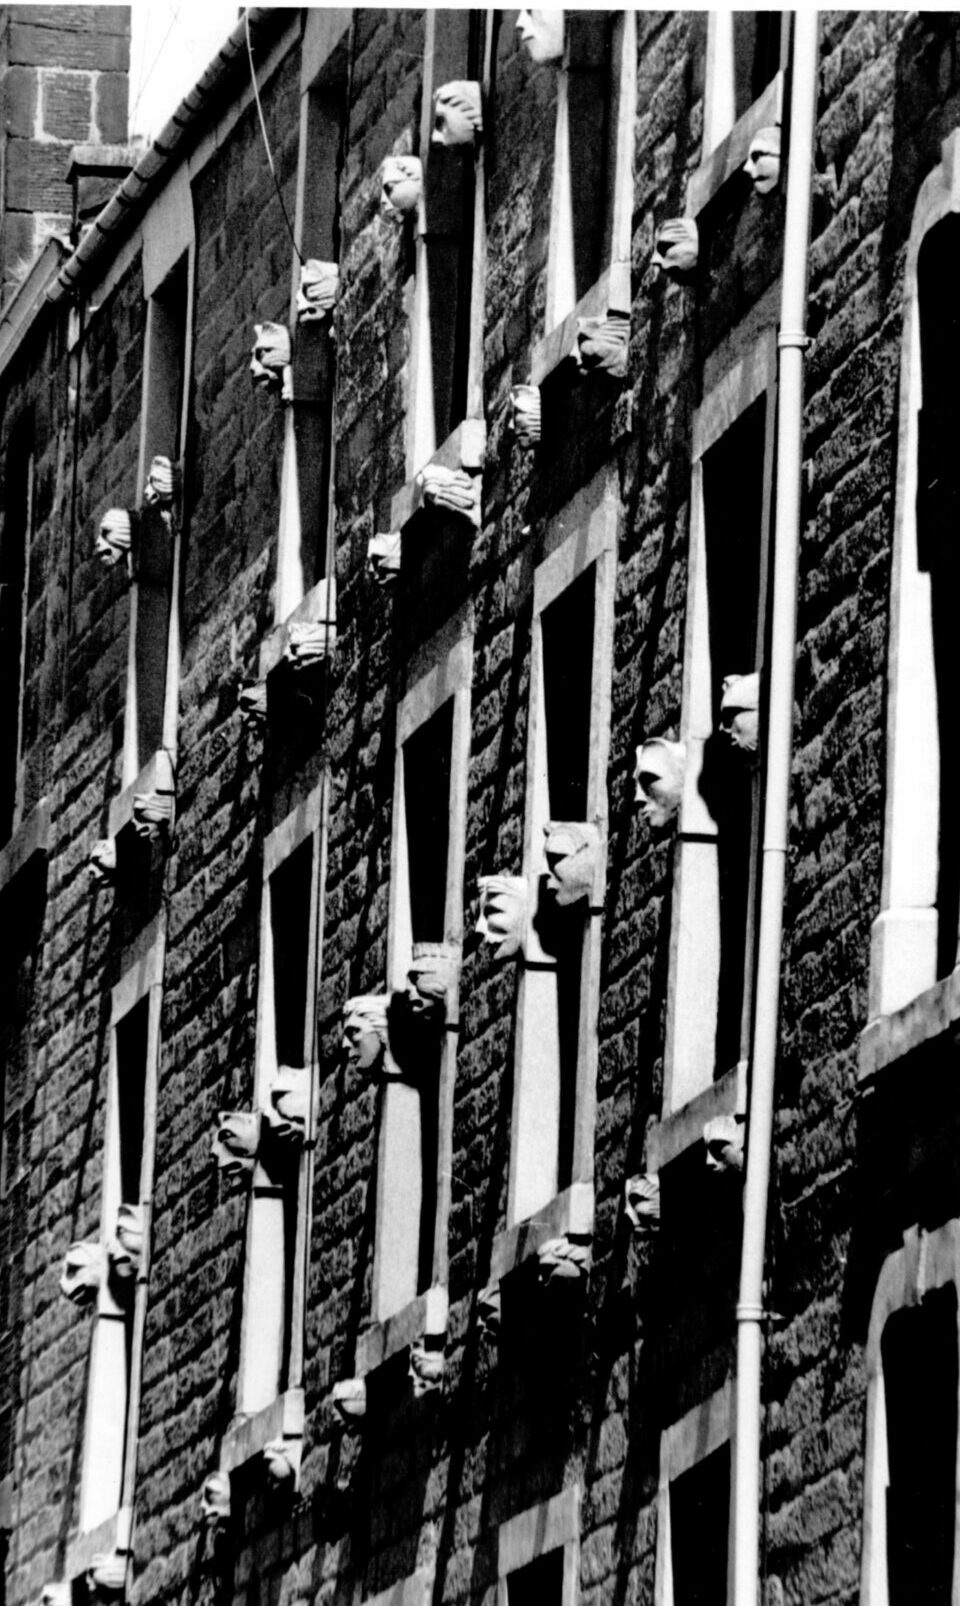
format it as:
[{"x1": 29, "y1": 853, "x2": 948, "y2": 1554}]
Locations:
[{"x1": 733, "y1": 12, "x2": 819, "y2": 1606}]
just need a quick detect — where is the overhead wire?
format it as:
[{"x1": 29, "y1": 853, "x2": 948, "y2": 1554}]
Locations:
[{"x1": 245, "y1": 7, "x2": 304, "y2": 265}]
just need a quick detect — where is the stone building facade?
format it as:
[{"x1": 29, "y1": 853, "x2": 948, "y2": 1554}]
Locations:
[{"x1": 0, "y1": 9, "x2": 957, "y2": 1606}]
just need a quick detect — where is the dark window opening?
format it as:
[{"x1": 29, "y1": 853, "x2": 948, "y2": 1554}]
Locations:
[
  {"x1": 146, "y1": 258, "x2": 188, "y2": 464},
  {"x1": 732, "y1": 13, "x2": 782, "y2": 121},
  {"x1": 271, "y1": 837, "x2": 315, "y2": 1068},
  {"x1": 542, "y1": 565, "x2": 596, "y2": 823},
  {"x1": 0, "y1": 416, "x2": 32, "y2": 843},
  {"x1": 565, "y1": 14, "x2": 614, "y2": 302},
  {"x1": 671, "y1": 1443, "x2": 731, "y2": 1606},
  {"x1": 417, "y1": 1057, "x2": 441, "y2": 1294},
  {"x1": 917, "y1": 217, "x2": 960, "y2": 978},
  {"x1": 133, "y1": 506, "x2": 173, "y2": 771},
  {"x1": 507, "y1": 1548, "x2": 565, "y2": 1606},
  {"x1": 116, "y1": 998, "x2": 148, "y2": 1206},
  {"x1": 881, "y1": 1283, "x2": 958, "y2": 1606},
  {"x1": 403, "y1": 700, "x2": 454, "y2": 945}
]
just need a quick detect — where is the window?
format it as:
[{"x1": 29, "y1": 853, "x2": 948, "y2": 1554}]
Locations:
[
  {"x1": 76, "y1": 921, "x2": 163, "y2": 1537},
  {"x1": 861, "y1": 1221, "x2": 960, "y2": 1606},
  {"x1": 0, "y1": 414, "x2": 33, "y2": 844},
  {"x1": 689, "y1": 13, "x2": 788, "y2": 214},
  {"x1": 662, "y1": 326, "x2": 776, "y2": 1116},
  {"x1": 497, "y1": 1487, "x2": 580, "y2": 1606},
  {"x1": 369, "y1": 629, "x2": 471, "y2": 1330},
  {"x1": 656, "y1": 1385, "x2": 733, "y2": 1606}
]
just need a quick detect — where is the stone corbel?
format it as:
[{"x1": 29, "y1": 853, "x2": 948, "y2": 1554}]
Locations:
[
  {"x1": 200, "y1": 1470, "x2": 231, "y2": 1530},
  {"x1": 59, "y1": 1240, "x2": 106, "y2": 1306},
  {"x1": 537, "y1": 1234, "x2": 592, "y2": 1288},
  {"x1": 416, "y1": 462, "x2": 481, "y2": 529},
  {"x1": 211, "y1": 1111, "x2": 261, "y2": 1185},
  {"x1": 508, "y1": 383, "x2": 542, "y2": 447},
  {"x1": 263, "y1": 1436, "x2": 301, "y2": 1491},
  {"x1": 624, "y1": 1174, "x2": 661, "y2": 1233},
  {"x1": 331, "y1": 1377, "x2": 367, "y2": 1429},
  {"x1": 88, "y1": 838, "x2": 117, "y2": 884},
  {"x1": 574, "y1": 311, "x2": 630, "y2": 379},
  {"x1": 542, "y1": 820, "x2": 603, "y2": 907},
  {"x1": 342, "y1": 994, "x2": 401, "y2": 1079},
  {"x1": 431, "y1": 81, "x2": 483, "y2": 147},
  {"x1": 250, "y1": 321, "x2": 293, "y2": 401},
  {"x1": 477, "y1": 1284, "x2": 501, "y2": 1338},
  {"x1": 108, "y1": 1203, "x2": 144, "y2": 1281},
  {"x1": 296, "y1": 259, "x2": 339, "y2": 324},
  {"x1": 264, "y1": 1066, "x2": 311, "y2": 1146},
  {"x1": 409, "y1": 1341, "x2": 445, "y2": 1398},
  {"x1": 703, "y1": 1113, "x2": 745, "y2": 1174},
  {"x1": 476, "y1": 874, "x2": 528, "y2": 960},
  {"x1": 283, "y1": 618, "x2": 337, "y2": 669},
  {"x1": 652, "y1": 218, "x2": 699, "y2": 280},
  {"x1": 239, "y1": 682, "x2": 267, "y2": 724},
  {"x1": 86, "y1": 1553, "x2": 126, "y2": 1604},
  {"x1": 367, "y1": 531, "x2": 402, "y2": 587},
  {"x1": 96, "y1": 509, "x2": 133, "y2": 569},
  {"x1": 379, "y1": 155, "x2": 423, "y2": 223}
]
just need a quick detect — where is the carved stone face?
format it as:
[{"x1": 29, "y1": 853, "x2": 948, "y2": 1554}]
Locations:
[
  {"x1": 284, "y1": 619, "x2": 336, "y2": 668},
  {"x1": 367, "y1": 531, "x2": 402, "y2": 586},
  {"x1": 87, "y1": 1554, "x2": 126, "y2": 1601},
  {"x1": 624, "y1": 1174, "x2": 661, "y2": 1231},
  {"x1": 239, "y1": 682, "x2": 267, "y2": 723},
  {"x1": 405, "y1": 944, "x2": 458, "y2": 1019},
  {"x1": 250, "y1": 322, "x2": 291, "y2": 389},
  {"x1": 201, "y1": 1470, "x2": 231, "y2": 1526},
  {"x1": 331, "y1": 1377, "x2": 367, "y2": 1426},
  {"x1": 431, "y1": 80, "x2": 483, "y2": 146},
  {"x1": 537, "y1": 1234, "x2": 591, "y2": 1286},
  {"x1": 634, "y1": 738, "x2": 685, "y2": 828},
  {"x1": 109, "y1": 1202, "x2": 144, "y2": 1279},
  {"x1": 509, "y1": 384, "x2": 542, "y2": 446},
  {"x1": 477, "y1": 1283, "x2": 501, "y2": 1337},
  {"x1": 266, "y1": 1067, "x2": 309, "y2": 1143},
  {"x1": 703, "y1": 1114, "x2": 745, "y2": 1173},
  {"x1": 132, "y1": 789, "x2": 174, "y2": 839},
  {"x1": 379, "y1": 156, "x2": 423, "y2": 222},
  {"x1": 143, "y1": 455, "x2": 175, "y2": 508},
  {"x1": 60, "y1": 1240, "x2": 105, "y2": 1305},
  {"x1": 417, "y1": 462, "x2": 480, "y2": 526},
  {"x1": 296, "y1": 259, "x2": 339, "y2": 322},
  {"x1": 515, "y1": 8, "x2": 565, "y2": 62},
  {"x1": 476, "y1": 874, "x2": 527, "y2": 959},
  {"x1": 342, "y1": 996, "x2": 390, "y2": 1072},
  {"x1": 652, "y1": 217, "x2": 699, "y2": 278},
  {"x1": 744, "y1": 126, "x2": 781, "y2": 194},
  {"x1": 211, "y1": 1111, "x2": 260, "y2": 1182},
  {"x1": 409, "y1": 1342, "x2": 445, "y2": 1397},
  {"x1": 575, "y1": 312, "x2": 630, "y2": 377},
  {"x1": 543, "y1": 821, "x2": 601, "y2": 907},
  {"x1": 720, "y1": 672, "x2": 760, "y2": 755},
  {"x1": 96, "y1": 509, "x2": 132, "y2": 566},
  {"x1": 89, "y1": 838, "x2": 117, "y2": 884},
  {"x1": 263, "y1": 1438, "x2": 300, "y2": 1489}
]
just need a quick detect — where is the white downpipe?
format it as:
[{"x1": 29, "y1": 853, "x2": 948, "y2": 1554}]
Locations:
[{"x1": 733, "y1": 14, "x2": 819, "y2": 1606}]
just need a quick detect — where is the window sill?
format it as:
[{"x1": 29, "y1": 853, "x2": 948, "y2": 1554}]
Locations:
[
  {"x1": 355, "y1": 1284, "x2": 448, "y2": 1379},
  {"x1": 645, "y1": 1060, "x2": 746, "y2": 1172},
  {"x1": 858, "y1": 967, "x2": 960, "y2": 1087},
  {"x1": 65, "y1": 1505, "x2": 132, "y2": 1582},
  {"x1": 107, "y1": 749, "x2": 175, "y2": 841},
  {"x1": 219, "y1": 1386, "x2": 304, "y2": 1475},
  {"x1": 0, "y1": 794, "x2": 49, "y2": 894},
  {"x1": 528, "y1": 262, "x2": 631, "y2": 389},
  {"x1": 259, "y1": 576, "x2": 337, "y2": 680},
  {"x1": 686, "y1": 71, "x2": 784, "y2": 216},
  {"x1": 388, "y1": 418, "x2": 486, "y2": 536},
  {"x1": 489, "y1": 1181, "x2": 594, "y2": 1285}
]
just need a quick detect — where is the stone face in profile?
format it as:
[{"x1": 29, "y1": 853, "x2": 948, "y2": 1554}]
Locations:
[
  {"x1": 379, "y1": 156, "x2": 423, "y2": 222},
  {"x1": 201, "y1": 1470, "x2": 231, "y2": 1528},
  {"x1": 476, "y1": 874, "x2": 528, "y2": 960},
  {"x1": 409, "y1": 1341, "x2": 445, "y2": 1397},
  {"x1": 331, "y1": 1377, "x2": 367, "y2": 1427},
  {"x1": 703, "y1": 1113, "x2": 745, "y2": 1173},
  {"x1": 509, "y1": 384, "x2": 542, "y2": 446},
  {"x1": 211, "y1": 1111, "x2": 261, "y2": 1183},
  {"x1": 249, "y1": 321, "x2": 292, "y2": 391},
  {"x1": 624, "y1": 1173, "x2": 661, "y2": 1232},
  {"x1": 744, "y1": 125, "x2": 781, "y2": 194},
  {"x1": 143, "y1": 455, "x2": 176, "y2": 509},
  {"x1": 60, "y1": 1240, "x2": 105, "y2": 1305},
  {"x1": 108, "y1": 1202, "x2": 144, "y2": 1280},
  {"x1": 634, "y1": 738, "x2": 686, "y2": 828},
  {"x1": 515, "y1": 8, "x2": 565, "y2": 62},
  {"x1": 265, "y1": 1066, "x2": 310, "y2": 1144},
  {"x1": 87, "y1": 1553, "x2": 126, "y2": 1602},
  {"x1": 263, "y1": 1438, "x2": 301, "y2": 1489},
  {"x1": 720, "y1": 671, "x2": 760, "y2": 756},
  {"x1": 284, "y1": 619, "x2": 336, "y2": 668},
  {"x1": 367, "y1": 531, "x2": 402, "y2": 587},
  {"x1": 543, "y1": 820, "x2": 602, "y2": 907},
  {"x1": 89, "y1": 838, "x2": 117, "y2": 884},
  {"x1": 296, "y1": 259, "x2": 339, "y2": 323},
  {"x1": 431, "y1": 80, "x2": 483, "y2": 147},
  {"x1": 132, "y1": 789, "x2": 174, "y2": 839},
  {"x1": 417, "y1": 463, "x2": 481, "y2": 528},
  {"x1": 342, "y1": 994, "x2": 396, "y2": 1076},
  {"x1": 575, "y1": 312, "x2": 630, "y2": 378},
  {"x1": 405, "y1": 942, "x2": 459, "y2": 1021},
  {"x1": 537, "y1": 1234, "x2": 591, "y2": 1286},
  {"x1": 239, "y1": 682, "x2": 267, "y2": 724},
  {"x1": 652, "y1": 217, "x2": 699, "y2": 279},
  {"x1": 96, "y1": 509, "x2": 132, "y2": 567}
]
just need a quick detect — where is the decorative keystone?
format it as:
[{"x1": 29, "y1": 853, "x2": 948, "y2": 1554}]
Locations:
[
  {"x1": 367, "y1": 531, "x2": 402, "y2": 587},
  {"x1": 575, "y1": 312, "x2": 630, "y2": 378},
  {"x1": 652, "y1": 217, "x2": 699, "y2": 279},
  {"x1": 476, "y1": 874, "x2": 527, "y2": 960},
  {"x1": 211, "y1": 1111, "x2": 261, "y2": 1184},
  {"x1": 719, "y1": 672, "x2": 760, "y2": 757},
  {"x1": 634, "y1": 738, "x2": 685, "y2": 829},
  {"x1": 284, "y1": 619, "x2": 336, "y2": 668},
  {"x1": 143, "y1": 455, "x2": 177, "y2": 511},
  {"x1": 296, "y1": 259, "x2": 339, "y2": 323},
  {"x1": 409, "y1": 1341, "x2": 445, "y2": 1397},
  {"x1": 703, "y1": 1113, "x2": 745, "y2": 1174},
  {"x1": 239, "y1": 681, "x2": 267, "y2": 724},
  {"x1": 59, "y1": 1240, "x2": 105, "y2": 1305},
  {"x1": 331, "y1": 1377, "x2": 367, "y2": 1428},
  {"x1": 431, "y1": 81, "x2": 483, "y2": 146},
  {"x1": 508, "y1": 383, "x2": 541, "y2": 446},
  {"x1": 477, "y1": 1283, "x2": 501, "y2": 1337},
  {"x1": 264, "y1": 1066, "x2": 310, "y2": 1144},
  {"x1": 86, "y1": 1554, "x2": 126, "y2": 1602},
  {"x1": 250, "y1": 322, "x2": 292, "y2": 396},
  {"x1": 263, "y1": 1437, "x2": 301, "y2": 1490},
  {"x1": 379, "y1": 156, "x2": 423, "y2": 222},
  {"x1": 515, "y1": 8, "x2": 565, "y2": 62},
  {"x1": 96, "y1": 509, "x2": 132, "y2": 567},
  {"x1": 200, "y1": 1469, "x2": 231, "y2": 1529},
  {"x1": 543, "y1": 820, "x2": 603, "y2": 907},
  {"x1": 744, "y1": 125, "x2": 781, "y2": 195},
  {"x1": 342, "y1": 994, "x2": 400, "y2": 1078},
  {"x1": 537, "y1": 1235, "x2": 591, "y2": 1287},
  {"x1": 108, "y1": 1203, "x2": 144, "y2": 1280},
  {"x1": 132, "y1": 789, "x2": 174, "y2": 839},
  {"x1": 417, "y1": 463, "x2": 481, "y2": 528},
  {"x1": 624, "y1": 1174, "x2": 661, "y2": 1232},
  {"x1": 88, "y1": 838, "x2": 117, "y2": 884}
]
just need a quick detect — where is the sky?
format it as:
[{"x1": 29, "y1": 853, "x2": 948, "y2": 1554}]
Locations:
[{"x1": 128, "y1": 1, "x2": 241, "y2": 145}]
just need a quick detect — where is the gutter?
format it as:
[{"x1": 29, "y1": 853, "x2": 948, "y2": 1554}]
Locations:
[
  {"x1": 733, "y1": 13, "x2": 820, "y2": 1606},
  {"x1": 47, "y1": 6, "x2": 290, "y2": 304}
]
